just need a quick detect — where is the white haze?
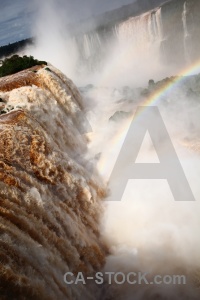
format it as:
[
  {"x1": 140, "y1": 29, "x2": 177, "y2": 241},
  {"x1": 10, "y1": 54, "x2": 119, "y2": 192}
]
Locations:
[
  {"x1": 26, "y1": 0, "x2": 78, "y2": 80},
  {"x1": 25, "y1": 0, "x2": 176, "y2": 87},
  {"x1": 95, "y1": 98, "x2": 200, "y2": 299},
  {"x1": 25, "y1": 0, "x2": 200, "y2": 298}
]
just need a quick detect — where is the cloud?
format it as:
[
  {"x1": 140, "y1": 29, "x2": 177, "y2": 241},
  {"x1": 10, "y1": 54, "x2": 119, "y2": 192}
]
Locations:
[{"x1": 0, "y1": 0, "x2": 34, "y2": 46}]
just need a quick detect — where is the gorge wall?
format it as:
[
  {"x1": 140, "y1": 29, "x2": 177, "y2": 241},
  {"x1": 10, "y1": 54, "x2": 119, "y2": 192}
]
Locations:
[
  {"x1": 74, "y1": 0, "x2": 200, "y2": 73},
  {"x1": 1, "y1": 0, "x2": 200, "y2": 81}
]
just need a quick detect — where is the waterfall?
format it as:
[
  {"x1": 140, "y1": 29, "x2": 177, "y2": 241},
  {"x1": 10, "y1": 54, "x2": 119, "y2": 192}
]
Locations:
[
  {"x1": 0, "y1": 65, "x2": 106, "y2": 300},
  {"x1": 182, "y1": 1, "x2": 190, "y2": 63},
  {"x1": 153, "y1": 7, "x2": 163, "y2": 41},
  {"x1": 117, "y1": 8, "x2": 163, "y2": 51},
  {"x1": 82, "y1": 32, "x2": 102, "y2": 60},
  {"x1": 71, "y1": 0, "x2": 200, "y2": 77},
  {"x1": 73, "y1": 7, "x2": 164, "y2": 77}
]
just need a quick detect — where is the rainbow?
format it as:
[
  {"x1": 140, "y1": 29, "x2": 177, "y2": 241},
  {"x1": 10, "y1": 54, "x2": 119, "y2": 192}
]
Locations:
[
  {"x1": 138, "y1": 58, "x2": 200, "y2": 108},
  {"x1": 97, "y1": 58, "x2": 200, "y2": 178}
]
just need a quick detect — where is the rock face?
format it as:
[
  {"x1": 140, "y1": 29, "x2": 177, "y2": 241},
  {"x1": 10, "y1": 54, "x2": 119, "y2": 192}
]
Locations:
[
  {"x1": 74, "y1": 0, "x2": 200, "y2": 71},
  {"x1": 0, "y1": 66, "x2": 106, "y2": 299},
  {"x1": 160, "y1": 0, "x2": 200, "y2": 65}
]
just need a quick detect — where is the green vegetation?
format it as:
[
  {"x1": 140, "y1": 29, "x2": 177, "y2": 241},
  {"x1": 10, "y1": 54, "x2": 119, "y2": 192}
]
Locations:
[{"x1": 0, "y1": 55, "x2": 47, "y2": 78}]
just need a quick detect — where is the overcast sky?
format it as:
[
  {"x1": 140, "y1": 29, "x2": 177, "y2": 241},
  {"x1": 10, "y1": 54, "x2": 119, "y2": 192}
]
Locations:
[{"x1": 0, "y1": 0, "x2": 135, "y2": 47}]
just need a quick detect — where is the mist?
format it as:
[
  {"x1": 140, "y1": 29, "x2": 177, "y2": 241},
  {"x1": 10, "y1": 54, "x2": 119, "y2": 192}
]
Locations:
[
  {"x1": 25, "y1": 0, "x2": 139, "y2": 84},
  {"x1": 26, "y1": 0, "x2": 177, "y2": 87},
  {"x1": 25, "y1": 0, "x2": 200, "y2": 298},
  {"x1": 80, "y1": 79, "x2": 200, "y2": 298},
  {"x1": 24, "y1": 0, "x2": 78, "y2": 80}
]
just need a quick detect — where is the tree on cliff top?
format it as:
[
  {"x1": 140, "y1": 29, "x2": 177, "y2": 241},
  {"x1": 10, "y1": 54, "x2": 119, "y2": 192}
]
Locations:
[{"x1": 0, "y1": 55, "x2": 47, "y2": 77}]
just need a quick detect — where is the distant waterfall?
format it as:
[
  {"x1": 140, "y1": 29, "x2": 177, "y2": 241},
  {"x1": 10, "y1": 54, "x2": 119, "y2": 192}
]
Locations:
[
  {"x1": 153, "y1": 7, "x2": 163, "y2": 41},
  {"x1": 182, "y1": 1, "x2": 190, "y2": 62},
  {"x1": 74, "y1": 8, "x2": 165, "y2": 75},
  {"x1": 82, "y1": 32, "x2": 102, "y2": 60},
  {"x1": 72, "y1": 0, "x2": 200, "y2": 78},
  {"x1": 116, "y1": 8, "x2": 163, "y2": 52},
  {"x1": 75, "y1": 31, "x2": 106, "y2": 72},
  {"x1": 74, "y1": 26, "x2": 120, "y2": 73}
]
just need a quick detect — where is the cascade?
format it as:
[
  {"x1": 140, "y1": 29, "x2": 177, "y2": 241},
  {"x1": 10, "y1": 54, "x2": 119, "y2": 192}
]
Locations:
[
  {"x1": 0, "y1": 65, "x2": 106, "y2": 300},
  {"x1": 182, "y1": 1, "x2": 190, "y2": 62},
  {"x1": 117, "y1": 7, "x2": 163, "y2": 50}
]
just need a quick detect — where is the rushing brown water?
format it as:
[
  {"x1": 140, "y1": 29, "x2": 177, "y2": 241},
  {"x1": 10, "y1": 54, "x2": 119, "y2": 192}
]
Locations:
[{"x1": 0, "y1": 66, "x2": 107, "y2": 300}]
